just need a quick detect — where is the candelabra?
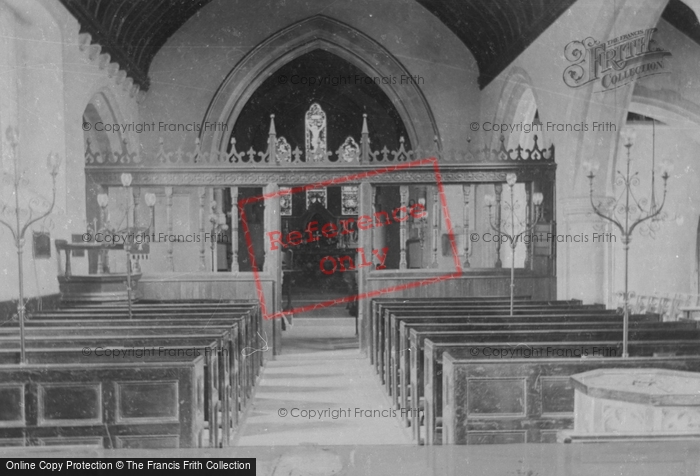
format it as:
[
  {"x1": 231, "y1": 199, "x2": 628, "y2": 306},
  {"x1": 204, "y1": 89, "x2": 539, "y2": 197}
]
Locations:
[
  {"x1": 95, "y1": 174, "x2": 155, "y2": 318},
  {"x1": 209, "y1": 200, "x2": 229, "y2": 272},
  {"x1": 0, "y1": 127, "x2": 61, "y2": 364},
  {"x1": 586, "y1": 129, "x2": 670, "y2": 358},
  {"x1": 484, "y1": 173, "x2": 543, "y2": 316}
]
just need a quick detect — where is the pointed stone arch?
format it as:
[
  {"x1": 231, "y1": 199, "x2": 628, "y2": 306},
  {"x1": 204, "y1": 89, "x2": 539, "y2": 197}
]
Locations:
[
  {"x1": 494, "y1": 67, "x2": 542, "y2": 150},
  {"x1": 199, "y1": 15, "x2": 440, "y2": 156}
]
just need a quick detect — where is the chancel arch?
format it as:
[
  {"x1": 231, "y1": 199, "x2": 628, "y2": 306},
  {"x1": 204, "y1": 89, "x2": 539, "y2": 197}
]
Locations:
[{"x1": 199, "y1": 15, "x2": 441, "y2": 157}]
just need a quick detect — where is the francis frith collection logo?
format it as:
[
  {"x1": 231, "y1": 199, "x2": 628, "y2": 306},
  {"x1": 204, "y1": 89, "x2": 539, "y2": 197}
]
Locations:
[{"x1": 563, "y1": 28, "x2": 671, "y2": 92}]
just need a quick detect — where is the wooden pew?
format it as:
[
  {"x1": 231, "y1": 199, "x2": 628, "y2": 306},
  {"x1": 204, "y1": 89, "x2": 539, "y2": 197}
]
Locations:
[
  {"x1": 371, "y1": 297, "x2": 578, "y2": 366},
  {"x1": 407, "y1": 327, "x2": 700, "y2": 443},
  {"x1": 370, "y1": 296, "x2": 532, "y2": 363},
  {"x1": 393, "y1": 315, "x2": 669, "y2": 397},
  {"x1": 0, "y1": 339, "x2": 227, "y2": 448},
  {"x1": 396, "y1": 319, "x2": 694, "y2": 417},
  {"x1": 21, "y1": 316, "x2": 249, "y2": 405},
  {"x1": 375, "y1": 302, "x2": 610, "y2": 379},
  {"x1": 380, "y1": 308, "x2": 656, "y2": 393},
  {"x1": 441, "y1": 355, "x2": 700, "y2": 445},
  {"x1": 10, "y1": 318, "x2": 246, "y2": 436},
  {"x1": 0, "y1": 358, "x2": 206, "y2": 448},
  {"x1": 401, "y1": 322, "x2": 693, "y2": 432},
  {"x1": 29, "y1": 308, "x2": 261, "y2": 405},
  {"x1": 21, "y1": 300, "x2": 262, "y2": 447},
  {"x1": 421, "y1": 332, "x2": 700, "y2": 445},
  {"x1": 422, "y1": 335, "x2": 698, "y2": 444},
  {"x1": 32, "y1": 303, "x2": 260, "y2": 360},
  {"x1": 0, "y1": 328, "x2": 235, "y2": 447},
  {"x1": 68, "y1": 299, "x2": 258, "y2": 308}
]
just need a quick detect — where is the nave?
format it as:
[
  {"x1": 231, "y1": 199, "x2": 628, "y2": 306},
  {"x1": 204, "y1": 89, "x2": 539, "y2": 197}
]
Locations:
[
  {"x1": 3, "y1": 0, "x2": 700, "y2": 474},
  {"x1": 2, "y1": 292, "x2": 699, "y2": 476}
]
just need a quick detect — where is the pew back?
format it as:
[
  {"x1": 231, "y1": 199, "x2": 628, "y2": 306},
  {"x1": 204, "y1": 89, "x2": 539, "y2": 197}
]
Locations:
[{"x1": 0, "y1": 359, "x2": 206, "y2": 448}]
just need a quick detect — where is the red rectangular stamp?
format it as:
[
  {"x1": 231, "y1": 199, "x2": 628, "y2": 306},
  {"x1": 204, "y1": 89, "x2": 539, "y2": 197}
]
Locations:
[{"x1": 239, "y1": 157, "x2": 461, "y2": 320}]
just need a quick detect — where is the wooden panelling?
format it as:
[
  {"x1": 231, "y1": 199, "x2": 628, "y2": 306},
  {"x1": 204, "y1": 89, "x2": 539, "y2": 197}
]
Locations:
[
  {"x1": 116, "y1": 381, "x2": 178, "y2": 422},
  {"x1": 0, "y1": 438, "x2": 24, "y2": 446},
  {"x1": 0, "y1": 361, "x2": 203, "y2": 448},
  {"x1": 115, "y1": 435, "x2": 180, "y2": 449},
  {"x1": 139, "y1": 275, "x2": 274, "y2": 303},
  {"x1": 38, "y1": 383, "x2": 101, "y2": 425},
  {"x1": 466, "y1": 431, "x2": 526, "y2": 445},
  {"x1": 466, "y1": 378, "x2": 526, "y2": 417},
  {"x1": 37, "y1": 437, "x2": 103, "y2": 447},
  {"x1": 0, "y1": 384, "x2": 24, "y2": 426},
  {"x1": 539, "y1": 430, "x2": 560, "y2": 443},
  {"x1": 540, "y1": 377, "x2": 574, "y2": 416}
]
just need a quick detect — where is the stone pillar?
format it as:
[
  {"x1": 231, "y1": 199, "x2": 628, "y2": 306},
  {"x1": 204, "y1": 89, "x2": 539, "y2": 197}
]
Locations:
[
  {"x1": 264, "y1": 183, "x2": 280, "y2": 356},
  {"x1": 559, "y1": 197, "x2": 615, "y2": 306},
  {"x1": 358, "y1": 181, "x2": 373, "y2": 352}
]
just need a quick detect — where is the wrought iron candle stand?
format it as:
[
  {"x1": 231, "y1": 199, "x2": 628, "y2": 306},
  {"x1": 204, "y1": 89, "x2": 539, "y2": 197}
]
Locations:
[
  {"x1": 586, "y1": 129, "x2": 670, "y2": 358},
  {"x1": 0, "y1": 127, "x2": 61, "y2": 364},
  {"x1": 485, "y1": 173, "x2": 543, "y2": 316},
  {"x1": 94, "y1": 174, "x2": 155, "y2": 319},
  {"x1": 209, "y1": 200, "x2": 229, "y2": 272}
]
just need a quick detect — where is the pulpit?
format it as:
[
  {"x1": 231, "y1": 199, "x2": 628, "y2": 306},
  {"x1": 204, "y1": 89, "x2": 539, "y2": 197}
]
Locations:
[{"x1": 55, "y1": 240, "x2": 142, "y2": 303}]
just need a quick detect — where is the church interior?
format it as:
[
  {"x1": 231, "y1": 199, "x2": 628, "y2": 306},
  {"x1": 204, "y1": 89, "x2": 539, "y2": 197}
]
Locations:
[{"x1": 1, "y1": 0, "x2": 700, "y2": 473}]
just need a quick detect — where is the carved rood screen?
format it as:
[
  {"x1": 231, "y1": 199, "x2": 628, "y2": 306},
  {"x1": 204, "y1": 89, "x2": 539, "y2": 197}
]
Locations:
[{"x1": 84, "y1": 104, "x2": 555, "y2": 168}]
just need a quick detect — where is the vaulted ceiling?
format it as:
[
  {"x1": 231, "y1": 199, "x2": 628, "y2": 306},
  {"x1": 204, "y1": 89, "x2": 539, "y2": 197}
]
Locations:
[
  {"x1": 59, "y1": 0, "x2": 700, "y2": 92},
  {"x1": 416, "y1": 0, "x2": 578, "y2": 87}
]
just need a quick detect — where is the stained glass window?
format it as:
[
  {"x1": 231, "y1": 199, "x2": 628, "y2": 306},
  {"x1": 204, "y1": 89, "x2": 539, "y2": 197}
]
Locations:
[
  {"x1": 305, "y1": 103, "x2": 327, "y2": 162},
  {"x1": 306, "y1": 187, "x2": 327, "y2": 208},
  {"x1": 341, "y1": 186, "x2": 359, "y2": 215},
  {"x1": 279, "y1": 187, "x2": 292, "y2": 216}
]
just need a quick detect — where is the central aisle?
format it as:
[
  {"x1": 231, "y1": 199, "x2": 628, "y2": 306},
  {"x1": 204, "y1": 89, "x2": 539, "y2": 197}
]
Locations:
[{"x1": 233, "y1": 317, "x2": 412, "y2": 446}]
